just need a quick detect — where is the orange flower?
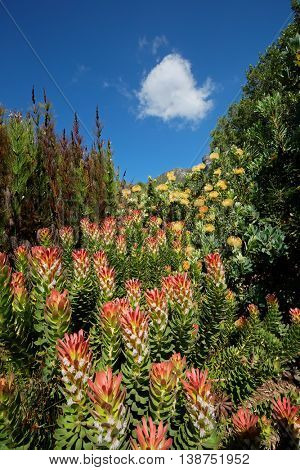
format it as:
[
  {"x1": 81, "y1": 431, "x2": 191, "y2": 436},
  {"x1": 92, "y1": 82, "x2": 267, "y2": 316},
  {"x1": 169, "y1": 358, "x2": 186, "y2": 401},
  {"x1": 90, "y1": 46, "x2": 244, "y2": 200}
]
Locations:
[
  {"x1": 131, "y1": 417, "x2": 172, "y2": 450},
  {"x1": 232, "y1": 408, "x2": 258, "y2": 436}
]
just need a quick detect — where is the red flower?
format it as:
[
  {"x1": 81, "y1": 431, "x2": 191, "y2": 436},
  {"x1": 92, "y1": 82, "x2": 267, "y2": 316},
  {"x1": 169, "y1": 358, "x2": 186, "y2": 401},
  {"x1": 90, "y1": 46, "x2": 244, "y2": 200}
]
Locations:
[
  {"x1": 131, "y1": 417, "x2": 172, "y2": 450},
  {"x1": 272, "y1": 397, "x2": 299, "y2": 423},
  {"x1": 232, "y1": 408, "x2": 258, "y2": 436}
]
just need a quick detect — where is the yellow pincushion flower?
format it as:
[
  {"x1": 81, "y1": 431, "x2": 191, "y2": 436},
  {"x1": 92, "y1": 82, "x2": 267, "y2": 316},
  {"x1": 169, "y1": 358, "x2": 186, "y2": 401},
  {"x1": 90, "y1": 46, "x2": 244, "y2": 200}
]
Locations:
[
  {"x1": 132, "y1": 184, "x2": 142, "y2": 192},
  {"x1": 171, "y1": 221, "x2": 184, "y2": 232},
  {"x1": 156, "y1": 183, "x2": 169, "y2": 191},
  {"x1": 194, "y1": 197, "x2": 206, "y2": 207},
  {"x1": 208, "y1": 191, "x2": 219, "y2": 199},
  {"x1": 233, "y1": 167, "x2": 245, "y2": 175},
  {"x1": 235, "y1": 148, "x2": 244, "y2": 157},
  {"x1": 182, "y1": 260, "x2": 191, "y2": 271},
  {"x1": 203, "y1": 224, "x2": 215, "y2": 233},
  {"x1": 222, "y1": 198, "x2": 234, "y2": 207},
  {"x1": 192, "y1": 162, "x2": 206, "y2": 172},
  {"x1": 213, "y1": 168, "x2": 222, "y2": 176},
  {"x1": 216, "y1": 180, "x2": 228, "y2": 190},
  {"x1": 167, "y1": 171, "x2": 176, "y2": 181},
  {"x1": 206, "y1": 213, "x2": 216, "y2": 221},
  {"x1": 227, "y1": 236, "x2": 243, "y2": 249},
  {"x1": 179, "y1": 197, "x2": 189, "y2": 206},
  {"x1": 209, "y1": 152, "x2": 219, "y2": 160},
  {"x1": 185, "y1": 188, "x2": 191, "y2": 194},
  {"x1": 185, "y1": 245, "x2": 194, "y2": 256},
  {"x1": 204, "y1": 184, "x2": 213, "y2": 192}
]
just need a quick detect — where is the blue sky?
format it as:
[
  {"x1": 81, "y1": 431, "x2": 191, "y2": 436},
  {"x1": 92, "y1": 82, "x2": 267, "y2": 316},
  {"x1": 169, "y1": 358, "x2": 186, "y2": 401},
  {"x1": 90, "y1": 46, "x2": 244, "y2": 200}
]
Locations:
[{"x1": 0, "y1": 0, "x2": 292, "y2": 181}]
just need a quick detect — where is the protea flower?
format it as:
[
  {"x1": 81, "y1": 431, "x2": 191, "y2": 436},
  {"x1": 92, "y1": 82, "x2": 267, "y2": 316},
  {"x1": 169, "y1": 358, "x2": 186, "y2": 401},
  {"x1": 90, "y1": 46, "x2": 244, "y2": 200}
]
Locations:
[
  {"x1": 44, "y1": 289, "x2": 71, "y2": 345},
  {"x1": 37, "y1": 227, "x2": 53, "y2": 247},
  {"x1": 93, "y1": 250, "x2": 108, "y2": 276},
  {"x1": 181, "y1": 369, "x2": 216, "y2": 439},
  {"x1": 272, "y1": 397, "x2": 299, "y2": 424},
  {"x1": 149, "y1": 361, "x2": 177, "y2": 422},
  {"x1": 120, "y1": 307, "x2": 149, "y2": 365},
  {"x1": 115, "y1": 235, "x2": 126, "y2": 254},
  {"x1": 131, "y1": 417, "x2": 172, "y2": 450},
  {"x1": 170, "y1": 352, "x2": 186, "y2": 378},
  {"x1": 14, "y1": 245, "x2": 29, "y2": 273},
  {"x1": 96, "y1": 266, "x2": 115, "y2": 301},
  {"x1": 59, "y1": 226, "x2": 75, "y2": 250},
  {"x1": 0, "y1": 253, "x2": 12, "y2": 329},
  {"x1": 125, "y1": 279, "x2": 142, "y2": 308},
  {"x1": 145, "y1": 288, "x2": 168, "y2": 333},
  {"x1": 57, "y1": 330, "x2": 92, "y2": 406},
  {"x1": 289, "y1": 308, "x2": 300, "y2": 324},
  {"x1": 80, "y1": 218, "x2": 91, "y2": 245},
  {"x1": 145, "y1": 236, "x2": 159, "y2": 255},
  {"x1": 100, "y1": 217, "x2": 117, "y2": 247},
  {"x1": 232, "y1": 408, "x2": 259, "y2": 438},
  {"x1": 205, "y1": 253, "x2": 225, "y2": 287},
  {"x1": 99, "y1": 300, "x2": 122, "y2": 367},
  {"x1": 88, "y1": 369, "x2": 128, "y2": 449},
  {"x1": 10, "y1": 272, "x2": 31, "y2": 335}
]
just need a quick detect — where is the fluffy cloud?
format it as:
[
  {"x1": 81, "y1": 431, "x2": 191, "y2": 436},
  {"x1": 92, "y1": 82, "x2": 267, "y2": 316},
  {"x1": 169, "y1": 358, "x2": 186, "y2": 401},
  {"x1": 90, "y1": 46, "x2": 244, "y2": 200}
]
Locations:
[{"x1": 137, "y1": 53, "x2": 214, "y2": 123}]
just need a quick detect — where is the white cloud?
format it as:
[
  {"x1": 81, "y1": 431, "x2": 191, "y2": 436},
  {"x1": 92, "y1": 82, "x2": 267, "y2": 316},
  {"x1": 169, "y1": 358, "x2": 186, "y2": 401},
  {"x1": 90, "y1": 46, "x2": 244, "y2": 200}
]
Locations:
[
  {"x1": 72, "y1": 64, "x2": 90, "y2": 83},
  {"x1": 151, "y1": 35, "x2": 168, "y2": 55},
  {"x1": 137, "y1": 53, "x2": 214, "y2": 123}
]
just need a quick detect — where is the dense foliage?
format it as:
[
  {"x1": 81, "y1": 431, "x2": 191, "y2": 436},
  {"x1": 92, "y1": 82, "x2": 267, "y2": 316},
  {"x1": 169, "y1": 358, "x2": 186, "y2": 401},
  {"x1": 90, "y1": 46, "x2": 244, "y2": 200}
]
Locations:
[{"x1": 0, "y1": 90, "x2": 119, "y2": 252}]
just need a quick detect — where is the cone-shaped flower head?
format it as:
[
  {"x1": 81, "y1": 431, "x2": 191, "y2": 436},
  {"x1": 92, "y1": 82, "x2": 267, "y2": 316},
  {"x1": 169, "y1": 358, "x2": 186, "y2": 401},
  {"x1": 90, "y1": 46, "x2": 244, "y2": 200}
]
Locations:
[
  {"x1": 289, "y1": 308, "x2": 300, "y2": 324},
  {"x1": 30, "y1": 246, "x2": 62, "y2": 287},
  {"x1": 93, "y1": 250, "x2": 108, "y2": 276},
  {"x1": 37, "y1": 227, "x2": 53, "y2": 247},
  {"x1": 120, "y1": 307, "x2": 149, "y2": 364},
  {"x1": 272, "y1": 397, "x2": 299, "y2": 424},
  {"x1": 116, "y1": 235, "x2": 126, "y2": 254},
  {"x1": 88, "y1": 369, "x2": 128, "y2": 449},
  {"x1": 125, "y1": 279, "x2": 142, "y2": 308},
  {"x1": 14, "y1": 245, "x2": 29, "y2": 273},
  {"x1": 131, "y1": 417, "x2": 172, "y2": 450},
  {"x1": 232, "y1": 408, "x2": 259, "y2": 437},
  {"x1": 100, "y1": 217, "x2": 117, "y2": 245},
  {"x1": 162, "y1": 273, "x2": 193, "y2": 313},
  {"x1": 145, "y1": 288, "x2": 168, "y2": 334},
  {"x1": 97, "y1": 266, "x2": 115, "y2": 300},
  {"x1": 72, "y1": 249, "x2": 90, "y2": 281},
  {"x1": 150, "y1": 361, "x2": 176, "y2": 389},
  {"x1": 10, "y1": 272, "x2": 29, "y2": 315},
  {"x1": 57, "y1": 330, "x2": 92, "y2": 405},
  {"x1": 45, "y1": 290, "x2": 71, "y2": 343},
  {"x1": 181, "y1": 369, "x2": 216, "y2": 438},
  {"x1": 170, "y1": 352, "x2": 186, "y2": 378},
  {"x1": 145, "y1": 236, "x2": 159, "y2": 255},
  {"x1": 99, "y1": 300, "x2": 123, "y2": 367},
  {"x1": 205, "y1": 253, "x2": 225, "y2": 287}
]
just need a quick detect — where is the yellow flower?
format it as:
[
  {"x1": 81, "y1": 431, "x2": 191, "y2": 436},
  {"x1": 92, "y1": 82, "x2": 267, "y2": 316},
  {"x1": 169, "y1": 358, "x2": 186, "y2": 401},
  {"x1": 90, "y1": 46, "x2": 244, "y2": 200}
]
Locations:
[
  {"x1": 171, "y1": 221, "x2": 184, "y2": 232},
  {"x1": 182, "y1": 260, "x2": 190, "y2": 271},
  {"x1": 192, "y1": 162, "x2": 206, "y2": 172},
  {"x1": 204, "y1": 184, "x2": 213, "y2": 192},
  {"x1": 235, "y1": 148, "x2": 244, "y2": 157},
  {"x1": 208, "y1": 191, "x2": 219, "y2": 199},
  {"x1": 156, "y1": 217, "x2": 163, "y2": 226},
  {"x1": 132, "y1": 184, "x2": 142, "y2": 192},
  {"x1": 209, "y1": 152, "x2": 219, "y2": 160},
  {"x1": 203, "y1": 224, "x2": 215, "y2": 233},
  {"x1": 215, "y1": 180, "x2": 228, "y2": 190},
  {"x1": 185, "y1": 188, "x2": 191, "y2": 194},
  {"x1": 167, "y1": 171, "x2": 176, "y2": 182},
  {"x1": 156, "y1": 183, "x2": 169, "y2": 191},
  {"x1": 194, "y1": 197, "x2": 206, "y2": 207},
  {"x1": 185, "y1": 245, "x2": 194, "y2": 256},
  {"x1": 199, "y1": 205, "x2": 209, "y2": 214},
  {"x1": 233, "y1": 167, "x2": 245, "y2": 175},
  {"x1": 222, "y1": 198, "x2": 234, "y2": 207},
  {"x1": 179, "y1": 198, "x2": 189, "y2": 206},
  {"x1": 227, "y1": 236, "x2": 243, "y2": 249},
  {"x1": 213, "y1": 168, "x2": 222, "y2": 176}
]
